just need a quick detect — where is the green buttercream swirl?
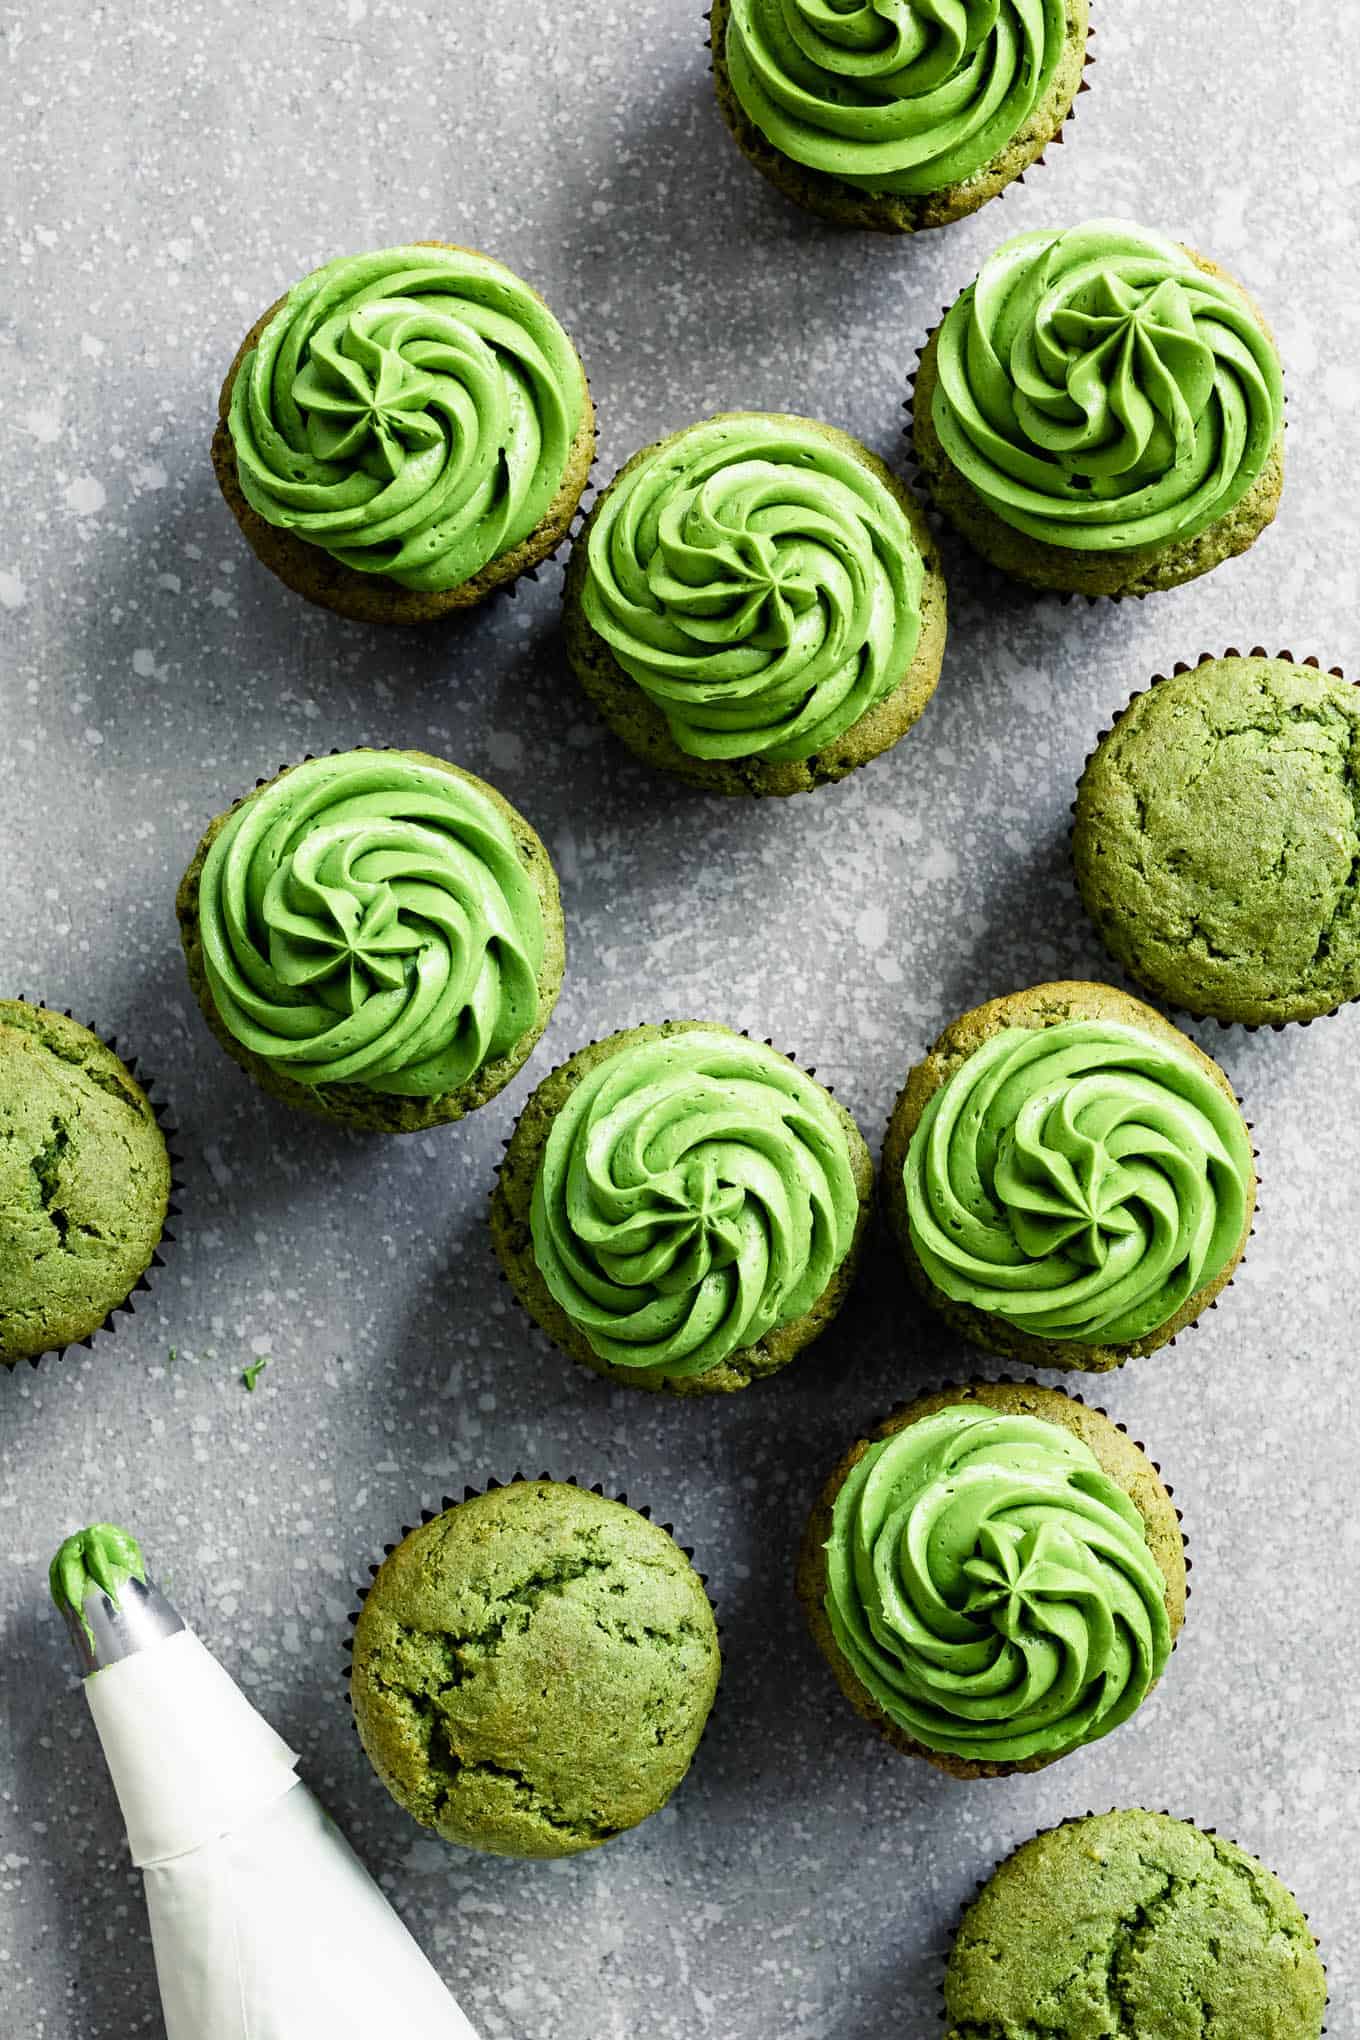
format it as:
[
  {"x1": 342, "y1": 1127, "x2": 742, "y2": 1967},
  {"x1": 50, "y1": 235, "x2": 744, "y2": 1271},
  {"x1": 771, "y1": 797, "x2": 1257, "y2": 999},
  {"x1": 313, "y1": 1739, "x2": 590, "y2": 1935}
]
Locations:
[
  {"x1": 199, "y1": 752, "x2": 545, "y2": 1097},
  {"x1": 725, "y1": 0, "x2": 1067, "y2": 196},
  {"x1": 228, "y1": 245, "x2": 585, "y2": 592},
  {"x1": 50, "y1": 1523, "x2": 146, "y2": 1648},
  {"x1": 904, "y1": 1020, "x2": 1253, "y2": 1344},
  {"x1": 582, "y1": 416, "x2": 923, "y2": 763},
  {"x1": 931, "y1": 219, "x2": 1284, "y2": 552},
  {"x1": 825, "y1": 1406, "x2": 1171, "y2": 1762},
  {"x1": 530, "y1": 1029, "x2": 858, "y2": 1377}
]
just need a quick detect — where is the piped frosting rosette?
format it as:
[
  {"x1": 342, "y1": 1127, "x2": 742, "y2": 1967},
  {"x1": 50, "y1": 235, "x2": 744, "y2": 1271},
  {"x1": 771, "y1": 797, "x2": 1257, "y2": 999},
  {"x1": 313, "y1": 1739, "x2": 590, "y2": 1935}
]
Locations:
[
  {"x1": 530, "y1": 1029, "x2": 859, "y2": 1378},
  {"x1": 198, "y1": 752, "x2": 545, "y2": 1098},
  {"x1": 904, "y1": 1020, "x2": 1254, "y2": 1343},
  {"x1": 931, "y1": 220, "x2": 1284, "y2": 551},
  {"x1": 227, "y1": 246, "x2": 586, "y2": 591},
  {"x1": 581, "y1": 416, "x2": 924, "y2": 762},
  {"x1": 824, "y1": 1405, "x2": 1172, "y2": 1763},
  {"x1": 724, "y1": 0, "x2": 1070, "y2": 196}
]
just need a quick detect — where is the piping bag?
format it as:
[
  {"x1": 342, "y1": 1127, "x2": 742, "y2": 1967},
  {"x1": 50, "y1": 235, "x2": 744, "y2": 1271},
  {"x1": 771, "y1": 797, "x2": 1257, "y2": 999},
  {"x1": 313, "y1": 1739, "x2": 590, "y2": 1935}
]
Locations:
[{"x1": 51, "y1": 1525, "x2": 479, "y2": 2040}]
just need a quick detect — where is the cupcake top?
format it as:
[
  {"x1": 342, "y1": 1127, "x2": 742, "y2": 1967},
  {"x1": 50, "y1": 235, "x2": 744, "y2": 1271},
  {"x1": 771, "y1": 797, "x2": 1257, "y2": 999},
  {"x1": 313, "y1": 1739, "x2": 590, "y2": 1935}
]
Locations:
[
  {"x1": 580, "y1": 414, "x2": 925, "y2": 765},
  {"x1": 227, "y1": 245, "x2": 586, "y2": 593},
  {"x1": 723, "y1": 0, "x2": 1072, "y2": 197},
  {"x1": 1076, "y1": 657, "x2": 1360, "y2": 1025},
  {"x1": 529, "y1": 1026, "x2": 861, "y2": 1379},
  {"x1": 946, "y1": 1810, "x2": 1327, "y2": 2039},
  {"x1": 0, "y1": 1002, "x2": 171, "y2": 1366},
  {"x1": 904, "y1": 1016, "x2": 1254, "y2": 1345},
  {"x1": 350, "y1": 1481, "x2": 720, "y2": 1858},
  {"x1": 197, "y1": 750, "x2": 547, "y2": 1099},
  {"x1": 931, "y1": 219, "x2": 1284, "y2": 552},
  {"x1": 824, "y1": 1403, "x2": 1172, "y2": 1765}
]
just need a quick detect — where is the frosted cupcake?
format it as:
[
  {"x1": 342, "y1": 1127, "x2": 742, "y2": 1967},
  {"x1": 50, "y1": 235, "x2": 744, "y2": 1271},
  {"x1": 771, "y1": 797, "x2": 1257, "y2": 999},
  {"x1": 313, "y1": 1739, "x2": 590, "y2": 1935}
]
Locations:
[
  {"x1": 912, "y1": 220, "x2": 1285, "y2": 596},
  {"x1": 213, "y1": 243, "x2": 594, "y2": 622},
  {"x1": 177, "y1": 750, "x2": 563, "y2": 1134},
  {"x1": 712, "y1": 0, "x2": 1090, "y2": 234},
  {"x1": 563, "y1": 413, "x2": 947, "y2": 796}
]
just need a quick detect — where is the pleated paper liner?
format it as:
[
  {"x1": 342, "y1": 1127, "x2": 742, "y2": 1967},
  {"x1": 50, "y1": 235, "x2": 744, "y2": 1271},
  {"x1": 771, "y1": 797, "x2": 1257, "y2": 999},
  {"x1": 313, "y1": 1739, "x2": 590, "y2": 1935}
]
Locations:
[
  {"x1": 1072, "y1": 648, "x2": 1355, "y2": 1027},
  {"x1": 879, "y1": 1017, "x2": 1260, "y2": 1371},
  {"x1": 704, "y1": 7, "x2": 1095, "y2": 234},
  {"x1": 2, "y1": 995, "x2": 183, "y2": 1374},
  {"x1": 937, "y1": 1808, "x2": 1328, "y2": 2036}
]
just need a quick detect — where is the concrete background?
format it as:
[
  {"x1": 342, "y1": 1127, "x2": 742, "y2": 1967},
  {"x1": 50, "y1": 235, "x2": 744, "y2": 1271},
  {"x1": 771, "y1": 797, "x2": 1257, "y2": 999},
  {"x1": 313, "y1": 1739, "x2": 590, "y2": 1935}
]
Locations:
[{"x1": 2, "y1": 2, "x2": 1356, "y2": 2033}]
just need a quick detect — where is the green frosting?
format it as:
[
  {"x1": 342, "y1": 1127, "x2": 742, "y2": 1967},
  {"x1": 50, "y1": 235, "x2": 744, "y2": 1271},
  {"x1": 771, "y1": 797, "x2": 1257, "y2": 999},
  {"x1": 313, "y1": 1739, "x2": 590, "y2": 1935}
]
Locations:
[
  {"x1": 530, "y1": 1029, "x2": 858, "y2": 1378},
  {"x1": 931, "y1": 219, "x2": 1284, "y2": 552},
  {"x1": 905, "y1": 1019, "x2": 1253, "y2": 1344},
  {"x1": 581, "y1": 416, "x2": 923, "y2": 764},
  {"x1": 50, "y1": 1524, "x2": 146, "y2": 1647},
  {"x1": 826, "y1": 1407, "x2": 1170, "y2": 1762},
  {"x1": 724, "y1": 0, "x2": 1068, "y2": 196},
  {"x1": 228, "y1": 245, "x2": 585, "y2": 592},
  {"x1": 198, "y1": 752, "x2": 545, "y2": 1097}
]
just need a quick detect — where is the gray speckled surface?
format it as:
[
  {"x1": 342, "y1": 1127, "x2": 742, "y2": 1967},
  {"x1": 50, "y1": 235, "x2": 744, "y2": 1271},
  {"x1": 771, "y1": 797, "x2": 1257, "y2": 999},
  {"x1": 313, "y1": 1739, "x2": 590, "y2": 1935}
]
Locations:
[{"x1": 2, "y1": 3, "x2": 1357, "y2": 2034}]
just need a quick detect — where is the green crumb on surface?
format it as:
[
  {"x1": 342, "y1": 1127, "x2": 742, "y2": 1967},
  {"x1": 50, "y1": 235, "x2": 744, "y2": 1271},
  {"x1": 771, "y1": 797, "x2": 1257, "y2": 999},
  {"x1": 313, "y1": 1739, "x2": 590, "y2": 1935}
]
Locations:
[
  {"x1": 241, "y1": 1356, "x2": 269, "y2": 1391},
  {"x1": 945, "y1": 1809, "x2": 1327, "y2": 2039},
  {"x1": 350, "y1": 1480, "x2": 720, "y2": 1859}
]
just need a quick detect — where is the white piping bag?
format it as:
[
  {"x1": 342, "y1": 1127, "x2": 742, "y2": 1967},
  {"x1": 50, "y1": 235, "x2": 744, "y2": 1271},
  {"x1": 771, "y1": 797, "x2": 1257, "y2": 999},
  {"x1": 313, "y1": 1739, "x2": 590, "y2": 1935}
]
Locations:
[{"x1": 51, "y1": 1525, "x2": 479, "y2": 2040}]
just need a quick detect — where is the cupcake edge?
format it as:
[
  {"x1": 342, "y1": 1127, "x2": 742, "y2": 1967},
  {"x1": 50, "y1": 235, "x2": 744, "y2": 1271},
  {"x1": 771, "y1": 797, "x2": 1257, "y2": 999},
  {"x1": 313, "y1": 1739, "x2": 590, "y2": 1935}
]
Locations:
[
  {"x1": 344, "y1": 1474, "x2": 721, "y2": 1858},
  {"x1": 907, "y1": 246, "x2": 1285, "y2": 600},
  {"x1": 489, "y1": 1020, "x2": 875, "y2": 1394},
  {"x1": 708, "y1": 0, "x2": 1093, "y2": 236},
  {"x1": 1073, "y1": 649, "x2": 1357, "y2": 1027},
  {"x1": 881, "y1": 981, "x2": 1258, "y2": 1372},
  {"x1": 211, "y1": 241, "x2": 597, "y2": 625},
  {"x1": 175, "y1": 748, "x2": 565, "y2": 1135},
  {"x1": 562, "y1": 414, "x2": 948, "y2": 798},
  {"x1": 796, "y1": 1378, "x2": 1189, "y2": 1781},
  {"x1": 0, "y1": 998, "x2": 181, "y2": 1370}
]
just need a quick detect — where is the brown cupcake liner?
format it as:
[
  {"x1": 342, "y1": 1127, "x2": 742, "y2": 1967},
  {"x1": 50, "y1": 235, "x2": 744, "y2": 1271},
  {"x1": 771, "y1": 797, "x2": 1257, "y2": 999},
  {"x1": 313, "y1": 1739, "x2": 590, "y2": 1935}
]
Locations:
[
  {"x1": 706, "y1": 7, "x2": 1095, "y2": 236},
  {"x1": 938, "y1": 1807, "x2": 1328, "y2": 2035},
  {"x1": 879, "y1": 1002, "x2": 1260, "y2": 1367},
  {"x1": 2, "y1": 995, "x2": 183, "y2": 1374},
  {"x1": 1072, "y1": 649, "x2": 1355, "y2": 1029},
  {"x1": 801, "y1": 1378, "x2": 1192, "y2": 1783}
]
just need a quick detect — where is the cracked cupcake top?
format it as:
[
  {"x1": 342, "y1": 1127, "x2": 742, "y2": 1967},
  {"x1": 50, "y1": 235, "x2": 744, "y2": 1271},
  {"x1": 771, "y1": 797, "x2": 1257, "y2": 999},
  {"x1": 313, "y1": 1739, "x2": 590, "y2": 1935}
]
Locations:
[
  {"x1": 946, "y1": 1810, "x2": 1327, "y2": 2039},
  {"x1": 349, "y1": 1481, "x2": 720, "y2": 1858},
  {"x1": 0, "y1": 1002, "x2": 171, "y2": 1366},
  {"x1": 1075, "y1": 657, "x2": 1360, "y2": 1025},
  {"x1": 227, "y1": 245, "x2": 586, "y2": 593}
]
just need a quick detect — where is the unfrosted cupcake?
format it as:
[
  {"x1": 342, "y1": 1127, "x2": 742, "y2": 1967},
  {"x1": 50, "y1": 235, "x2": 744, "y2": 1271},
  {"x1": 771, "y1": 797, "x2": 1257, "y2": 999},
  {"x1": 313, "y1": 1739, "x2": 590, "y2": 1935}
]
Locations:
[
  {"x1": 946, "y1": 1811, "x2": 1327, "y2": 2038},
  {"x1": 1, "y1": 1002, "x2": 172, "y2": 1367},
  {"x1": 563, "y1": 413, "x2": 947, "y2": 796},
  {"x1": 711, "y1": 0, "x2": 1090, "y2": 234},
  {"x1": 177, "y1": 749, "x2": 563, "y2": 1134},
  {"x1": 799, "y1": 1382, "x2": 1186, "y2": 1776},
  {"x1": 883, "y1": 982, "x2": 1256, "y2": 1370},
  {"x1": 491, "y1": 1022, "x2": 873, "y2": 1392},
  {"x1": 1075, "y1": 653, "x2": 1360, "y2": 1024},
  {"x1": 349, "y1": 1480, "x2": 720, "y2": 1859},
  {"x1": 213, "y1": 243, "x2": 594, "y2": 622},
  {"x1": 913, "y1": 220, "x2": 1285, "y2": 597}
]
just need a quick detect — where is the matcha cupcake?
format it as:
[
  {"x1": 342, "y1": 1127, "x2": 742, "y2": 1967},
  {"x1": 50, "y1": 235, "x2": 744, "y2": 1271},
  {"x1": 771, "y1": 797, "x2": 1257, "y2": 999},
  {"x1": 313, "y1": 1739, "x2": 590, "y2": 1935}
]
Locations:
[
  {"x1": 912, "y1": 220, "x2": 1285, "y2": 597},
  {"x1": 799, "y1": 1382, "x2": 1186, "y2": 1777},
  {"x1": 564, "y1": 413, "x2": 947, "y2": 796},
  {"x1": 711, "y1": 0, "x2": 1090, "y2": 235},
  {"x1": 1076, "y1": 652, "x2": 1360, "y2": 1025},
  {"x1": 213, "y1": 243, "x2": 594, "y2": 623},
  {"x1": 883, "y1": 982, "x2": 1256, "y2": 1371},
  {"x1": 1, "y1": 1002, "x2": 174, "y2": 1368},
  {"x1": 491, "y1": 1022, "x2": 873, "y2": 1392},
  {"x1": 349, "y1": 1479, "x2": 720, "y2": 1858},
  {"x1": 177, "y1": 749, "x2": 564, "y2": 1134},
  {"x1": 946, "y1": 1810, "x2": 1327, "y2": 2038}
]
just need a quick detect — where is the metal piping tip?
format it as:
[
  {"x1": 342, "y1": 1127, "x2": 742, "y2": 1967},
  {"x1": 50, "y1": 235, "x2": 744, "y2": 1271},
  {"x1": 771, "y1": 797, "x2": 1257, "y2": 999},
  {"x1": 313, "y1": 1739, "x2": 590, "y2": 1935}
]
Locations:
[{"x1": 61, "y1": 1569, "x2": 185, "y2": 1674}]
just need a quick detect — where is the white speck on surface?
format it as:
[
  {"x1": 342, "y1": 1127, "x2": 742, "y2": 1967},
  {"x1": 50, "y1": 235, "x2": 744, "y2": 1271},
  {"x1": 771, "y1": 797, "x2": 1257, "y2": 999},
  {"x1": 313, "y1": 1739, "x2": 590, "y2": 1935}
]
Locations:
[{"x1": 62, "y1": 476, "x2": 106, "y2": 516}]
